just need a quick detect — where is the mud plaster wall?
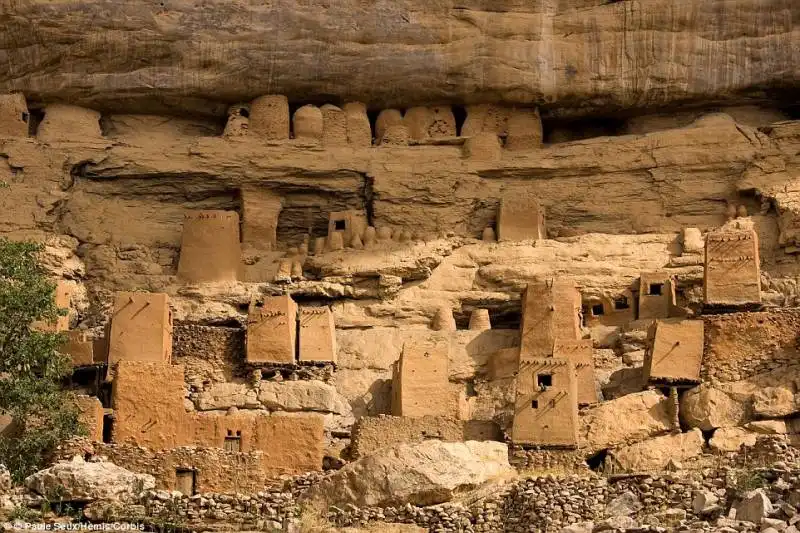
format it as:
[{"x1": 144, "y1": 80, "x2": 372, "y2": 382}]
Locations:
[
  {"x1": 108, "y1": 292, "x2": 172, "y2": 369},
  {"x1": 702, "y1": 310, "x2": 800, "y2": 384},
  {"x1": 392, "y1": 332, "x2": 458, "y2": 418},
  {"x1": 513, "y1": 358, "x2": 578, "y2": 447},
  {"x1": 638, "y1": 272, "x2": 675, "y2": 320},
  {"x1": 298, "y1": 307, "x2": 336, "y2": 363},
  {"x1": 249, "y1": 95, "x2": 289, "y2": 140},
  {"x1": 644, "y1": 319, "x2": 703, "y2": 383},
  {"x1": 350, "y1": 415, "x2": 501, "y2": 458},
  {"x1": 241, "y1": 187, "x2": 282, "y2": 251},
  {"x1": 337, "y1": 328, "x2": 519, "y2": 419},
  {"x1": 111, "y1": 361, "x2": 324, "y2": 473},
  {"x1": 704, "y1": 229, "x2": 761, "y2": 305},
  {"x1": 111, "y1": 361, "x2": 187, "y2": 450},
  {"x1": 246, "y1": 296, "x2": 297, "y2": 363},
  {"x1": 190, "y1": 412, "x2": 324, "y2": 474},
  {"x1": 172, "y1": 324, "x2": 245, "y2": 385},
  {"x1": 520, "y1": 281, "x2": 581, "y2": 360},
  {"x1": 91, "y1": 443, "x2": 285, "y2": 493},
  {"x1": 553, "y1": 339, "x2": 596, "y2": 406},
  {"x1": 177, "y1": 210, "x2": 241, "y2": 283}
]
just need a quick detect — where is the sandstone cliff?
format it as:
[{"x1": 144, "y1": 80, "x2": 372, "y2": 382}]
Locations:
[{"x1": 1, "y1": 0, "x2": 797, "y2": 117}]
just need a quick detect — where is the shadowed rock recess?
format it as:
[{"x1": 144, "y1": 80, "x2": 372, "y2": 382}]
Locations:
[{"x1": 1, "y1": 1, "x2": 800, "y2": 531}]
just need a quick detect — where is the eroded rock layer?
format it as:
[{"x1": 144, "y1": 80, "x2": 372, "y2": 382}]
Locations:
[{"x1": 1, "y1": 1, "x2": 798, "y2": 116}]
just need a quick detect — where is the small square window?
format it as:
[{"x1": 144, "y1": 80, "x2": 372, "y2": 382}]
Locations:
[
  {"x1": 224, "y1": 436, "x2": 241, "y2": 452},
  {"x1": 531, "y1": 400, "x2": 539, "y2": 409},
  {"x1": 614, "y1": 296, "x2": 629, "y2": 310},
  {"x1": 537, "y1": 374, "x2": 553, "y2": 388},
  {"x1": 649, "y1": 283, "x2": 663, "y2": 296},
  {"x1": 591, "y1": 304, "x2": 605, "y2": 316},
  {"x1": 334, "y1": 219, "x2": 346, "y2": 230}
]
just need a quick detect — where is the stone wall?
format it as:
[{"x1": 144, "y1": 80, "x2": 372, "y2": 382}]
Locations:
[
  {"x1": 507, "y1": 446, "x2": 587, "y2": 472},
  {"x1": 91, "y1": 443, "x2": 288, "y2": 494},
  {"x1": 350, "y1": 415, "x2": 501, "y2": 458},
  {"x1": 703, "y1": 310, "x2": 800, "y2": 383},
  {"x1": 85, "y1": 441, "x2": 800, "y2": 533},
  {"x1": 172, "y1": 324, "x2": 245, "y2": 385}
]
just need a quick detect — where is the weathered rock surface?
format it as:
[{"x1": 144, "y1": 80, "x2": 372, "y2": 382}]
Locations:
[
  {"x1": 709, "y1": 427, "x2": 759, "y2": 453},
  {"x1": 25, "y1": 457, "x2": 155, "y2": 503},
  {"x1": 579, "y1": 390, "x2": 673, "y2": 452},
  {"x1": 605, "y1": 491, "x2": 641, "y2": 516},
  {"x1": 257, "y1": 380, "x2": 351, "y2": 416},
  {"x1": 3, "y1": 1, "x2": 797, "y2": 117},
  {"x1": 606, "y1": 429, "x2": 704, "y2": 472},
  {"x1": 6, "y1": 116, "x2": 800, "y2": 321},
  {"x1": 194, "y1": 380, "x2": 351, "y2": 416},
  {"x1": 680, "y1": 384, "x2": 750, "y2": 431},
  {"x1": 734, "y1": 489, "x2": 773, "y2": 524},
  {"x1": 302, "y1": 440, "x2": 514, "y2": 508}
]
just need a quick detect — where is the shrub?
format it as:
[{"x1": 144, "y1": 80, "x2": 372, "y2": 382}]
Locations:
[{"x1": 0, "y1": 239, "x2": 84, "y2": 482}]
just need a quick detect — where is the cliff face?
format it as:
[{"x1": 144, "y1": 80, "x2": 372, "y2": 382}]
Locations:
[
  {"x1": 4, "y1": 2, "x2": 800, "y2": 527},
  {"x1": 2, "y1": 0, "x2": 797, "y2": 117}
]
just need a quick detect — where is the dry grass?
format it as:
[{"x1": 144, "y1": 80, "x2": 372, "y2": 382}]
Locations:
[{"x1": 297, "y1": 504, "x2": 334, "y2": 533}]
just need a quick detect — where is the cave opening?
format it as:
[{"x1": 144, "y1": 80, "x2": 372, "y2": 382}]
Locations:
[
  {"x1": 452, "y1": 105, "x2": 467, "y2": 136},
  {"x1": 585, "y1": 449, "x2": 608, "y2": 471},
  {"x1": 542, "y1": 115, "x2": 627, "y2": 144},
  {"x1": 27, "y1": 108, "x2": 45, "y2": 136}
]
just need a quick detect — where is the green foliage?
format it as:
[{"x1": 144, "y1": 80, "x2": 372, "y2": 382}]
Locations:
[
  {"x1": 0, "y1": 238, "x2": 84, "y2": 483},
  {"x1": 9, "y1": 504, "x2": 38, "y2": 521},
  {"x1": 731, "y1": 468, "x2": 766, "y2": 493},
  {"x1": 40, "y1": 484, "x2": 80, "y2": 518}
]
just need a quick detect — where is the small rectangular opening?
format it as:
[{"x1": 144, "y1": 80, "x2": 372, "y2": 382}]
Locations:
[
  {"x1": 334, "y1": 219, "x2": 346, "y2": 230},
  {"x1": 98, "y1": 382, "x2": 113, "y2": 408},
  {"x1": 613, "y1": 296, "x2": 629, "y2": 310},
  {"x1": 591, "y1": 304, "x2": 605, "y2": 316},
  {"x1": 224, "y1": 431, "x2": 241, "y2": 452},
  {"x1": 531, "y1": 400, "x2": 539, "y2": 409},
  {"x1": 649, "y1": 283, "x2": 663, "y2": 296},
  {"x1": 102, "y1": 414, "x2": 113, "y2": 443},
  {"x1": 537, "y1": 374, "x2": 553, "y2": 388},
  {"x1": 175, "y1": 469, "x2": 196, "y2": 496}
]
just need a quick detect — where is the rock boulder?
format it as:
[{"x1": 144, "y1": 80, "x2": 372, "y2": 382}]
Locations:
[
  {"x1": 734, "y1": 489, "x2": 773, "y2": 524},
  {"x1": 302, "y1": 440, "x2": 514, "y2": 508},
  {"x1": 257, "y1": 380, "x2": 351, "y2": 415},
  {"x1": 605, "y1": 429, "x2": 704, "y2": 472},
  {"x1": 680, "y1": 384, "x2": 750, "y2": 431},
  {"x1": 709, "y1": 427, "x2": 759, "y2": 453},
  {"x1": 25, "y1": 457, "x2": 155, "y2": 503},
  {"x1": 752, "y1": 386, "x2": 798, "y2": 418},
  {"x1": 579, "y1": 390, "x2": 673, "y2": 452}
]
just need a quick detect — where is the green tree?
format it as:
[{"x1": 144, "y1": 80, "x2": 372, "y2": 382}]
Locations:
[{"x1": 0, "y1": 238, "x2": 83, "y2": 482}]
